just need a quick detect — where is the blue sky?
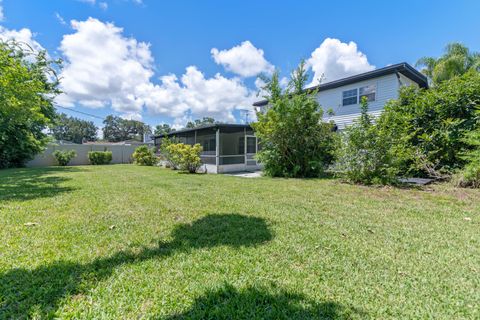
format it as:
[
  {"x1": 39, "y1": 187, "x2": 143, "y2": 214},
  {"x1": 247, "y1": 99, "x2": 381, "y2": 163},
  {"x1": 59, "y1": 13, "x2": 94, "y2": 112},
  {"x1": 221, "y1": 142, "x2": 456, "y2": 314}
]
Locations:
[{"x1": 1, "y1": 0, "x2": 479, "y2": 129}]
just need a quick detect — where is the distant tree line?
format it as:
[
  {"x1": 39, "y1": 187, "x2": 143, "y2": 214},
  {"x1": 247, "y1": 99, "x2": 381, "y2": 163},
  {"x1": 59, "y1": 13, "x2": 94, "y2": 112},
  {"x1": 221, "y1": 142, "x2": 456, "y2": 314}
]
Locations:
[
  {"x1": 51, "y1": 113, "x2": 97, "y2": 144},
  {"x1": 102, "y1": 115, "x2": 151, "y2": 142}
]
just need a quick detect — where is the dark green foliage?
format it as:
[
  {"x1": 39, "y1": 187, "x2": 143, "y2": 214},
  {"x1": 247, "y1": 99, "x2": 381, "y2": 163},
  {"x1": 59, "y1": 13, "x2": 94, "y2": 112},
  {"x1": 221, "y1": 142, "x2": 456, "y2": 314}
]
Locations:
[
  {"x1": 186, "y1": 117, "x2": 217, "y2": 128},
  {"x1": 252, "y1": 61, "x2": 336, "y2": 178},
  {"x1": 102, "y1": 115, "x2": 151, "y2": 142},
  {"x1": 50, "y1": 113, "x2": 97, "y2": 144},
  {"x1": 455, "y1": 124, "x2": 480, "y2": 187},
  {"x1": 334, "y1": 97, "x2": 398, "y2": 185},
  {"x1": 154, "y1": 123, "x2": 174, "y2": 136},
  {"x1": 0, "y1": 41, "x2": 61, "y2": 168},
  {"x1": 88, "y1": 151, "x2": 112, "y2": 165},
  {"x1": 52, "y1": 150, "x2": 77, "y2": 166},
  {"x1": 132, "y1": 145, "x2": 158, "y2": 166},
  {"x1": 377, "y1": 72, "x2": 480, "y2": 177}
]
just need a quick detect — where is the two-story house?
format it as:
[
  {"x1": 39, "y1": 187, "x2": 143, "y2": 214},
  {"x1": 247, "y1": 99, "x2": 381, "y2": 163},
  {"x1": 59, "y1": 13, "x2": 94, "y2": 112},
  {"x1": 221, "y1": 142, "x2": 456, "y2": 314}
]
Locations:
[{"x1": 252, "y1": 62, "x2": 428, "y2": 129}]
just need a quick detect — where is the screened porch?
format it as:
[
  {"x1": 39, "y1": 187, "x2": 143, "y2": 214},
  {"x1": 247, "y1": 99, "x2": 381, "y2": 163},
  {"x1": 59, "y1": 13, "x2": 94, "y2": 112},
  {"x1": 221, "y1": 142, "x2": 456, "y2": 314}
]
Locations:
[{"x1": 154, "y1": 124, "x2": 261, "y2": 173}]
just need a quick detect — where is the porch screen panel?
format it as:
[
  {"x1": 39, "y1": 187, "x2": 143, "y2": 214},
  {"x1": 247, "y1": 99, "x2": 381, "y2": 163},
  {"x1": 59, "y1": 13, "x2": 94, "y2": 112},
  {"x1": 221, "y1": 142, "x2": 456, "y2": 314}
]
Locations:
[
  {"x1": 196, "y1": 128, "x2": 217, "y2": 156},
  {"x1": 185, "y1": 132, "x2": 195, "y2": 146},
  {"x1": 196, "y1": 128, "x2": 217, "y2": 164},
  {"x1": 219, "y1": 130, "x2": 245, "y2": 164}
]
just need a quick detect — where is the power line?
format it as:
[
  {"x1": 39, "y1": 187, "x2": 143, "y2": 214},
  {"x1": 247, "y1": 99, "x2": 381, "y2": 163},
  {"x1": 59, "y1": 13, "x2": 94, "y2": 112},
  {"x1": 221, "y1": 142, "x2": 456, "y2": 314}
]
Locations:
[{"x1": 54, "y1": 104, "x2": 106, "y2": 120}]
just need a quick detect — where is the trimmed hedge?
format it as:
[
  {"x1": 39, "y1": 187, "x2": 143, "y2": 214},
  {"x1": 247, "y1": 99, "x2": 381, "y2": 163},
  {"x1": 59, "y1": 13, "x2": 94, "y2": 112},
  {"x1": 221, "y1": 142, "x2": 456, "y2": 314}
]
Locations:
[
  {"x1": 88, "y1": 151, "x2": 112, "y2": 165},
  {"x1": 52, "y1": 149, "x2": 77, "y2": 166}
]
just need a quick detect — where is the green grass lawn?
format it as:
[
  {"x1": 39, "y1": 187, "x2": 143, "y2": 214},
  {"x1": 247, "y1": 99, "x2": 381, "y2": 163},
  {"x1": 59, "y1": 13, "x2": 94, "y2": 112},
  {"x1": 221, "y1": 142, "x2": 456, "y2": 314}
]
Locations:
[{"x1": 0, "y1": 165, "x2": 479, "y2": 319}]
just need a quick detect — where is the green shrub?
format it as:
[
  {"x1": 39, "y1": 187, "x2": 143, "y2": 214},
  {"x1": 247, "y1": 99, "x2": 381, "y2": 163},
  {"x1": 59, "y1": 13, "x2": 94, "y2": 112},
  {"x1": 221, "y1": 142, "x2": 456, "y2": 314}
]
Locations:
[
  {"x1": 455, "y1": 165, "x2": 480, "y2": 188},
  {"x1": 132, "y1": 145, "x2": 158, "y2": 166},
  {"x1": 52, "y1": 149, "x2": 77, "y2": 166},
  {"x1": 455, "y1": 126, "x2": 480, "y2": 188},
  {"x1": 88, "y1": 151, "x2": 112, "y2": 165},
  {"x1": 166, "y1": 143, "x2": 203, "y2": 173},
  {"x1": 377, "y1": 72, "x2": 480, "y2": 177},
  {"x1": 252, "y1": 61, "x2": 336, "y2": 178},
  {"x1": 159, "y1": 137, "x2": 181, "y2": 169},
  {"x1": 333, "y1": 97, "x2": 398, "y2": 185}
]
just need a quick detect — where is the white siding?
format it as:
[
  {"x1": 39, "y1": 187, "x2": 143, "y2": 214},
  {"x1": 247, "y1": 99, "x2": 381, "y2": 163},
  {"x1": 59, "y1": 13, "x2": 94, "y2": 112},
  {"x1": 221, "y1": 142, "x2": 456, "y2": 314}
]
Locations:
[
  {"x1": 317, "y1": 74, "x2": 400, "y2": 129},
  {"x1": 398, "y1": 73, "x2": 420, "y2": 88}
]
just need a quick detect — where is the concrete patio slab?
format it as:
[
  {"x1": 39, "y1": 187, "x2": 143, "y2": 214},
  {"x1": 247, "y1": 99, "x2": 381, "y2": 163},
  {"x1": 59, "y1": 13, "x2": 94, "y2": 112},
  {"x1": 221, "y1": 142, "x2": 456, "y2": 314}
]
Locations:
[{"x1": 226, "y1": 171, "x2": 263, "y2": 178}]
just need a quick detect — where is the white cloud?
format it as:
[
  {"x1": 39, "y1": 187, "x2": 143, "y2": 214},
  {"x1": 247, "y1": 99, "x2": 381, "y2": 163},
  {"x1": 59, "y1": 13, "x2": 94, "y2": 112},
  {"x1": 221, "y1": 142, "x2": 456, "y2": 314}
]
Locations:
[
  {"x1": 307, "y1": 38, "x2": 375, "y2": 85},
  {"x1": 0, "y1": 26, "x2": 45, "y2": 53},
  {"x1": 57, "y1": 18, "x2": 255, "y2": 125},
  {"x1": 55, "y1": 12, "x2": 66, "y2": 25},
  {"x1": 57, "y1": 18, "x2": 154, "y2": 115},
  {"x1": 140, "y1": 66, "x2": 255, "y2": 122},
  {"x1": 120, "y1": 112, "x2": 142, "y2": 121},
  {"x1": 77, "y1": 0, "x2": 140, "y2": 9},
  {"x1": 211, "y1": 40, "x2": 274, "y2": 77}
]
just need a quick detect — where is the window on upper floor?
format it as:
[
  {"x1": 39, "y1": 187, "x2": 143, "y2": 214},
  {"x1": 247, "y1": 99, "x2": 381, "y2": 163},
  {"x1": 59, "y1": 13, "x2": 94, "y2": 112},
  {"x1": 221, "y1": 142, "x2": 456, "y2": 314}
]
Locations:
[
  {"x1": 342, "y1": 85, "x2": 376, "y2": 106},
  {"x1": 359, "y1": 85, "x2": 376, "y2": 102},
  {"x1": 342, "y1": 88, "x2": 358, "y2": 106}
]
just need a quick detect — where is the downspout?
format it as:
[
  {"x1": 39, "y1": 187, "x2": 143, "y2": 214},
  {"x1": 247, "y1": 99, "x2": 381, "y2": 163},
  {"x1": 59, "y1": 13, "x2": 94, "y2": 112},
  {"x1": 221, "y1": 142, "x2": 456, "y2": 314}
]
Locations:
[{"x1": 395, "y1": 71, "x2": 403, "y2": 87}]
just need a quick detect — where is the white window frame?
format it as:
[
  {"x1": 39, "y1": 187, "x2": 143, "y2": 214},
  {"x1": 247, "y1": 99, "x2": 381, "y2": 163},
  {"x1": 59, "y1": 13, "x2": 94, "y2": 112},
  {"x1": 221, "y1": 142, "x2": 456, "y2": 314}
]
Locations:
[
  {"x1": 341, "y1": 84, "x2": 377, "y2": 106},
  {"x1": 342, "y1": 88, "x2": 358, "y2": 106},
  {"x1": 359, "y1": 85, "x2": 376, "y2": 102}
]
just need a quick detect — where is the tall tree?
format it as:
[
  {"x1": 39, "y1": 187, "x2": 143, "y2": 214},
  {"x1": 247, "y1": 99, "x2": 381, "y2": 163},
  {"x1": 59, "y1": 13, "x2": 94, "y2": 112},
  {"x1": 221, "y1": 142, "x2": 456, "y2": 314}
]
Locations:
[
  {"x1": 186, "y1": 117, "x2": 217, "y2": 128},
  {"x1": 50, "y1": 113, "x2": 98, "y2": 144},
  {"x1": 154, "y1": 123, "x2": 174, "y2": 136},
  {"x1": 0, "y1": 41, "x2": 61, "y2": 168},
  {"x1": 102, "y1": 115, "x2": 151, "y2": 142},
  {"x1": 252, "y1": 61, "x2": 336, "y2": 178},
  {"x1": 416, "y1": 42, "x2": 480, "y2": 84}
]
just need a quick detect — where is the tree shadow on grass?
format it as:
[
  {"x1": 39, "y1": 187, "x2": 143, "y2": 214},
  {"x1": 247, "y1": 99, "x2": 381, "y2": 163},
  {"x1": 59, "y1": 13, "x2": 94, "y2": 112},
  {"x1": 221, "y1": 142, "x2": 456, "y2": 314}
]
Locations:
[
  {"x1": 0, "y1": 167, "x2": 82, "y2": 202},
  {"x1": 163, "y1": 284, "x2": 365, "y2": 320},
  {"x1": 0, "y1": 214, "x2": 272, "y2": 318}
]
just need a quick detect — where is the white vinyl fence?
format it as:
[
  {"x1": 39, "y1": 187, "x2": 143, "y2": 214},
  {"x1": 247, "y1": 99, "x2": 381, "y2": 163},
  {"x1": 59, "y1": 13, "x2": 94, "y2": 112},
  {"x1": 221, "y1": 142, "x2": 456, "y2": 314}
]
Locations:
[{"x1": 27, "y1": 144, "x2": 142, "y2": 167}]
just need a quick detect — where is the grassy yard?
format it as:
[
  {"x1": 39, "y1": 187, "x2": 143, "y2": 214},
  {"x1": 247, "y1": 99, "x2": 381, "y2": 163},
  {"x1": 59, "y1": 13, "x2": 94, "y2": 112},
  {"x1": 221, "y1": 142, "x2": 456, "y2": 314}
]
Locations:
[{"x1": 0, "y1": 165, "x2": 479, "y2": 319}]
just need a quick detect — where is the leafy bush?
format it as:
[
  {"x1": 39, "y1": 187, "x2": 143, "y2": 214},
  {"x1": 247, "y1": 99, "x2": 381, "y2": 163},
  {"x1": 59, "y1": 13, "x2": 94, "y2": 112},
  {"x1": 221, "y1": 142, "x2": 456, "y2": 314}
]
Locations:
[
  {"x1": 455, "y1": 165, "x2": 480, "y2": 188},
  {"x1": 455, "y1": 126, "x2": 480, "y2": 188},
  {"x1": 159, "y1": 137, "x2": 181, "y2": 169},
  {"x1": 166, "y1": 143, "x2": 203, "y2": 173},
  {"x1": 52, "y1": 149, "x2": 77, "y2": 166},
  {"x1": 88, "y1": 151, "x2": 112, "y2": 165},
  {"x1": 334, "y1": 97, "x2": 398, "y2": 185},
  {"x1": 252, "y1": 62, "x2": 336, "y2": 178},
  {"x1": 377, "y1": 71, "x2": 480, "y2": 177},
  {"x1": 132, "y1": 145, "x2": 158, "y2": 166}
]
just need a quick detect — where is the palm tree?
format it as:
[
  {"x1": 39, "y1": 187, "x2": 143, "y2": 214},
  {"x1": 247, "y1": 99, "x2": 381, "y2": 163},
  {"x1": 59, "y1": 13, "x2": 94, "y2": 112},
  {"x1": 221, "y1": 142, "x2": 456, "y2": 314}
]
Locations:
[{"x1": 416, "y1": 42, "x2": 480, "y2": 84}]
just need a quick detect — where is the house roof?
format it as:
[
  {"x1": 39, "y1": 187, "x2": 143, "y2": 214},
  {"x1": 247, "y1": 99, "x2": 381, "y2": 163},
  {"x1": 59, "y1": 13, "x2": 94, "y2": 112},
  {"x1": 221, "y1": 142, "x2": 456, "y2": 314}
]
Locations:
[
  {"x1": 252, "y1": 62, "x2": 428, "y2": 107},
  {"x1": 153, "y1": 123, "x2": 252, "y2": 139}
]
